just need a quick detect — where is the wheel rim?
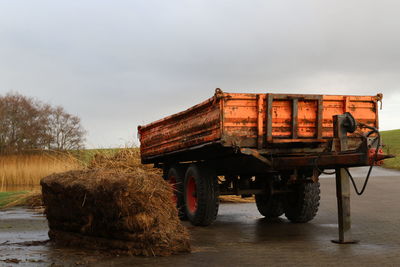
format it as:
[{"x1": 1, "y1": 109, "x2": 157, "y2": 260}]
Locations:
[
  {"x1": 186, "y1": 175, "x2": 197, "y2": 214},
  {"x1": 169, "y1": 175, "x2": 177, "y2": 205}
]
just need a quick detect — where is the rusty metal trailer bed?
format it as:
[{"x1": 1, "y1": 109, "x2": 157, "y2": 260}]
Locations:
[{"x1": 138, "y1": 89, "x2": 393, "y2": 243}]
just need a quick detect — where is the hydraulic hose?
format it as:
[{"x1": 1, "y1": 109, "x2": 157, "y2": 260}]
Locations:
[{"x1": 345, "y1": 128, "x2": 380, "y2": 196}]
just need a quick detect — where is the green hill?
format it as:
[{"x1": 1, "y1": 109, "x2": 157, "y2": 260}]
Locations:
[{"x1": 381, "y1": 129, "x2": 400, "y2": 170}]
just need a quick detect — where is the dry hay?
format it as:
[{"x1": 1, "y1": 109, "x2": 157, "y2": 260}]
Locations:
[
  {"x1": 219, "y1": 195, "x2": 255, "y2": 203},
  {"x1": 23, "y1": 191, "x2": 44, "y2": 208},
  {"x1": 40, "y1": 149, "x2": 190, "y2": 256},
  {"x1": 88, "y1": 149, "x2": 159, "y2": 175}
]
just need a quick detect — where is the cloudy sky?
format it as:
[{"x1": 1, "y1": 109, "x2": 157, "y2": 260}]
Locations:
[{"x1": 0, "y1": 0, "x2": 399, "y2": 148}]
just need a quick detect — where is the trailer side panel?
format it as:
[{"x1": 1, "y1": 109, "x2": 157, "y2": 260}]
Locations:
[
  {"x1": 139, "y1": 96, "x2": 222, "y2": 160},
  {"x1": 221, "y1": 93, "x2": 380, "y2": 147}
]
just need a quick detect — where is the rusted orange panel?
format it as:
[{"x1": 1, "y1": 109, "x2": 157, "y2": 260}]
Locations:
[
  {"x1": 298, "y1": 100, "x2": 317, "y2": 138},
  {"x1": 257, "y1": 94, "x2": 266, "y2": 149},
  {"x1": 221, "y1": 93, "x2": 380, "y2": 143},
  {"x1": 138, "y1": 91, "x2": 381, "y2": 162},
  {"x1": 321, "y1": 95, "x2": 378, "y2": 137},
  {"x1": 271, "y1": 100, "x2": 292, "y2": 137},
  {"x1": 139, "y1": 95, "x2": 222, "y2": 159}
]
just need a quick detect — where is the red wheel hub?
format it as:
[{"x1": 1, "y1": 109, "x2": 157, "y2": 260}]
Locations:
[
  {"x1": 169, "y1": 175, "x2": 177, "y2": 205},
  {"x1": 186, "y1": 175, "x2": 197, "y2": 214}
]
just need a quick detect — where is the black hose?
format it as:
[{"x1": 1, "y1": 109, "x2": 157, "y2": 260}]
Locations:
[
  {"x1": 345, "y1": 166, "x2": 373, "y2": 196},
  {"x1": 345, "y1": 132, "x2": 380, "y2": 196}
]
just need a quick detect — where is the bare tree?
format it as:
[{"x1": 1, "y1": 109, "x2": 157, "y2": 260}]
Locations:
[
  {"x1": 0, "y1": 93, "x2": 50, "y2": 153},
  {"x1": 46, "y1": 106, "x2": 86, "y2": 150},
  {"x1": 0, "y1": 92, "x2": 86, "y2": 153}
]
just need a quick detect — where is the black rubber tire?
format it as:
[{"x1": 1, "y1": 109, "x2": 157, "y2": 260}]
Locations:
[
  {"x1": 167, "y1": 166, "x2": 187, "y2": 220},
  {"x1": 284, "y1": 182, "x2": 320, "y2": 223},
  {"x1": 255, "y1": 193, "x2": 284, "y2": 219},
  {"x1": 184, "y1": 164, "x2": 219, "y2": 226}
]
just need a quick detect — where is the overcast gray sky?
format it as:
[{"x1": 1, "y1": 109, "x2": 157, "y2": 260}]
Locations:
[{"x1": 0, "y1": 0, "x2": 399, "y2": 148}]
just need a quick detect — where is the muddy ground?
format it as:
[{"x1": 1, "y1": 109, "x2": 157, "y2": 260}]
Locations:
[{"x1": 1, "y1": 167, "x2": 399, "y2": 266}]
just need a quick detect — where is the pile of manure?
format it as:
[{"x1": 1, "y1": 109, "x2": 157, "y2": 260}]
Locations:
[{"x1": 41, "y1": 150, "x2": 190, "y2": 256}]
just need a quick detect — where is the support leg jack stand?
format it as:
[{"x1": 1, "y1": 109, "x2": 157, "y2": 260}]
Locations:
[
  {"x1": 331, "y1": 114, "x2": 359, "y2": 244},
  {"x1": 331, "y1": 168, "x2": 359, "y2": 244}
]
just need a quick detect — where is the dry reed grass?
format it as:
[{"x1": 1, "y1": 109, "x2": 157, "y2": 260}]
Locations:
[{"x1": 0, "y1": 152, "x2": 82, "y2": 191}]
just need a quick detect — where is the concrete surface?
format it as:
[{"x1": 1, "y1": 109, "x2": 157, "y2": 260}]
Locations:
[{"x1": 0, "y1": 167, "x2": 399, "y2": 266}]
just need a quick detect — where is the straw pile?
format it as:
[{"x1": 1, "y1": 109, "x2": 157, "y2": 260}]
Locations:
[
  {"x1": 88, "y1": 149, "x2": 159, "y2": 174},
  {"x1": 41, "y1": 149, "x2": 190, "y2": 256}
]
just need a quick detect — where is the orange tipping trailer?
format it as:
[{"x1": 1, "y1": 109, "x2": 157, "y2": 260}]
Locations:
[
  {"x1": 139, "y1": 89, "x2": 381, "y2": 163},
  {"x1": 138, "y1": 89, "x2": 393, "y2": 242}
]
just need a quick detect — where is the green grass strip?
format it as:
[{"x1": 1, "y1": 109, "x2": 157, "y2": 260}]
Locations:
[
  {"x1": 0, "y1": 191, "x2": 28, "y2": 208},
  {"x1": 381, "y1": 129, "x2": 400, "y2": 170}
]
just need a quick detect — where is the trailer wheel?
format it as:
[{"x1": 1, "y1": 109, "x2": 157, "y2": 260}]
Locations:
[
  {"x1": 168, "y1": 166, "x2": 187, "y2": 220},
  {"x1": 184, "y1": 164, "x2": 219, "y2": 226},
  {"x1": 255, "y1": 193, "x2": 284, "y2": 219},
  {"x1": 284, "y1": 182, "x2": 320, "y2": 223}
]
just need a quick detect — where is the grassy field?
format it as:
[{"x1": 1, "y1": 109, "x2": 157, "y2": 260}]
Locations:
[
  {"x1": 0, "y1": 152, "x2": 82, "y2": 191},
  {"x1": 0, "y1": 191, "x2": 28, "y2": 208},
  {"x1": 381, "y1": 129, "x2": 400, "y2": 170},
  {"x1": 0, "y1": 148, "x2": 126, "y2": 192},
  {"x1": 0, "y1": 149, "x2": 126, "y2": 208},
  {"x1": 0, "y1": 190, "x2": 43, "y2": 209}
]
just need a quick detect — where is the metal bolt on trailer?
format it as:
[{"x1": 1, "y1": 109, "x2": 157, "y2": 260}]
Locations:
[{"x1": 138, "y1": 89, "x2": 394, "y2": 243}]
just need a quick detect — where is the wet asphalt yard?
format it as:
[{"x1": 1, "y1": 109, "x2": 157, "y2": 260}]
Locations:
[{"x1": 1, "y1": 167, "x2": 399, "y2": 266}]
